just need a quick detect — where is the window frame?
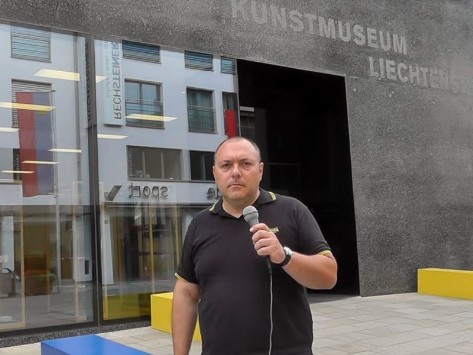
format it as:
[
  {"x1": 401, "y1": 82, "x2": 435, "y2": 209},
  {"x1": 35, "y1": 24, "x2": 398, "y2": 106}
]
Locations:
[
  {"x1": 189, "y1": 150, "x2": 214, "y2": 181},
  {"x1": 220, "y1": 57, "x2": 236, "y2": 74},
  {"x1": 124, "y1": 79, "x2": 164, "y2": 129},
  {"x1": 127, "y1": 146, "x2": 182, "y2": 181},
  {"x1": 186, "y1": 88, "x2": 216, "y2": 133}
]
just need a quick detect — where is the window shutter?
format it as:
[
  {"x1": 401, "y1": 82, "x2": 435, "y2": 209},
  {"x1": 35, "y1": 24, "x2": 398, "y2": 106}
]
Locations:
[
  {"x1": 221, "y1": 57, "x2": 236, "y2": 74},
  {"x1": 11, "y1": 26, "x2": 51, "y2": 62},
  {"x1": 123, "y1": 41, "x2": 160, "y2": 63},
  {"x1": 184, "y1": 51, "x2": 213, "y2": 71}
]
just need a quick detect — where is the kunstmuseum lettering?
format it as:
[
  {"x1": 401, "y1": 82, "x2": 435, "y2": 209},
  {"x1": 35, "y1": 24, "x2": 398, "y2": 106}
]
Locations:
[
  {"x1": 231, "y1": 0, "x2": 473, "y2": 96},
  {"x1": 231, "y1": 0, "x2": 407, "y2": 55}
]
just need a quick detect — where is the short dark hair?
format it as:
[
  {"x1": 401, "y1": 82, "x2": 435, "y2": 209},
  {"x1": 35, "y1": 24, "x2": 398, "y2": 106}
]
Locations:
[{"x1": 214, "y1": 136, "x2": 261, "y2": 163}]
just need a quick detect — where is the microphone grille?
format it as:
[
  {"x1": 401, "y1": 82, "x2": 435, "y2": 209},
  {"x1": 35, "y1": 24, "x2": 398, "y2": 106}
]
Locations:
[
  {"x1": 242, "y1": 206, "x2": 259, "y2": 227},
  {"x1": 243, "y1": 205, "x2": 257, "y2": 217}
]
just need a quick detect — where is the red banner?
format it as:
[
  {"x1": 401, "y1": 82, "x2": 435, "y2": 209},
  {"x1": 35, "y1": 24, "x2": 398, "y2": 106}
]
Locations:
[
  {"x1": 224, "y1": 109, "x2": 238, "y2": 137},
  {"x1": 17, "y1": 92, "x2": 54, "y2": 197}
]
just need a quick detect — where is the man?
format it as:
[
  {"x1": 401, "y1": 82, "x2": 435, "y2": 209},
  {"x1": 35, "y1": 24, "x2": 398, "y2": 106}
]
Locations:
[{"x1": 172, "y1": 136, "x2": 337, "y2": 355}]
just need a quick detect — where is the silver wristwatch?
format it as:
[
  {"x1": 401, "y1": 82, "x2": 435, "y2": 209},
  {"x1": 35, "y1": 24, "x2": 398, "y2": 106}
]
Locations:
[{"x1": 278, "y1": 246, "x2": 293, "y2": 267}]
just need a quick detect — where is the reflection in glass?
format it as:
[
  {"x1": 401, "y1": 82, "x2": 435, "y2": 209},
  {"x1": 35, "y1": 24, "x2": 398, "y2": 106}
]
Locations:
[
  {"x1": 127, "y1": 146, "x2": 181, "y2": 180},
  {"x1": 187, "y1": 88, "x2": 215, "y2": 133},
  {"x1": 125, "y1": 80, "x2": 163, "y2": 128},
  {"x1": 190, "y1": 151, "x2": 213, "y2": 181},
  {"x1": 11, "y1": 25, "x2": 51, "y2": 62},
  {"x1": 123, "y1": 41, "x2": 160, "y2": 63},
  {"x1": 184, "y1": 51, "x2": 213, "y2": 71},
  {"x1": 95, "y1": 38, "x2": 237, "y2": 321},
  {"x1": 0, "y1": 23, "x2": 92, "y2": 332},
  {"x1": 103, "y1": 205, "x2": 182, "y2": 320}
]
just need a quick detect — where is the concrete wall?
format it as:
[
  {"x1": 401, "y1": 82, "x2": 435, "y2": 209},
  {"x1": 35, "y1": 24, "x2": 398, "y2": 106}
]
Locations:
[{"x1": 2, "y1": 0, "x2": 472, "y2": 296}]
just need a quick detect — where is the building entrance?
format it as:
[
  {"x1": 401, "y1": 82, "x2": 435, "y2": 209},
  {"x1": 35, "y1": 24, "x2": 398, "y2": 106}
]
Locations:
[{"x1": 237, "y1": 60, "x2": 359, "y2": 294}]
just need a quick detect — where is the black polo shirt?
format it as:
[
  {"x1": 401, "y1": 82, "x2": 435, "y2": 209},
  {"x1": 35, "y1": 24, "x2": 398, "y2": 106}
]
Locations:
[{"x1": 176, "y1": 189, "x2": 331, "y2": 355}]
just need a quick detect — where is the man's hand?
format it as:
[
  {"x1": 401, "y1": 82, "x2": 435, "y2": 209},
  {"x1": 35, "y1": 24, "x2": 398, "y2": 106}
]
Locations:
[{"x1": 250, "y1": 223, "x2": 285, "y2": 264}]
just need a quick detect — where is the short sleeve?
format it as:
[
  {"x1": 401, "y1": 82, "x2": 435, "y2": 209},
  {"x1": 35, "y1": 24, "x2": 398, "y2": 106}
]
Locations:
[
  {"x1": 175, "y1": 218, "x2": 198, "y2": 284},
  {"x1": 296, "y1": 201, "x2": 331, "y2": 255}
]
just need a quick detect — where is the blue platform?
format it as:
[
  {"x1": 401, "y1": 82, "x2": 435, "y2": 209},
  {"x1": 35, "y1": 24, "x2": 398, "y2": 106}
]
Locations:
[{"x1": 41, "y1": 334, "x2": 150, "y2": 355}]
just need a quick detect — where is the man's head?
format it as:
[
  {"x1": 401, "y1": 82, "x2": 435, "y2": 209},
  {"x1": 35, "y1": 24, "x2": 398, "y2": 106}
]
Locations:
[{"x1": 213, "y1": 137, "x2": 263, "y2": 211}]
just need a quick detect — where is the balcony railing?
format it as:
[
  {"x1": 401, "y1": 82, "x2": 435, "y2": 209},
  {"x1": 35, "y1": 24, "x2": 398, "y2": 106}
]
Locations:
[
  {"x1": 125, "y1": 99, "x2": 164, "y2": 128},
  {"x1": 187, "y1": 105, "x2": 215, "y2": 133}
]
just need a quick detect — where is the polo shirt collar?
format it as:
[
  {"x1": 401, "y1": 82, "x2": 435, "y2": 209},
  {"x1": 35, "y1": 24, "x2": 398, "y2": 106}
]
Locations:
[{"x1": 209, "y1": 188, "x2": 276, "y2": 216}]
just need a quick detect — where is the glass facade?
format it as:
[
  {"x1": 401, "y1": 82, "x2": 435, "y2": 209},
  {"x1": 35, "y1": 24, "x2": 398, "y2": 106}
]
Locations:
[
  {"x1": 0, "y1": 24, "x2": 242, "y2": 332},
  {"x1": 0, "y1": 23, "x2": 92, "y2": 331},
  {"x1": 94, "y1": 38, "x2": 238, "y2": 320}
]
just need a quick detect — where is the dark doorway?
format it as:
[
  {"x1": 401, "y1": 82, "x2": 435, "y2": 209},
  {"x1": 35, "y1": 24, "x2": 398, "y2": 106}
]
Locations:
[{"x1": 237, "y1": 60, "x2": 359, "y2": 295}]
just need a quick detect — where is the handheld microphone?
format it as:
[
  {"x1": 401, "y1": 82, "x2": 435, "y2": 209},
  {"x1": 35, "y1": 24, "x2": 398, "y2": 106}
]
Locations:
[
  {"x1": 243, "y1": 206, "x2": 272, "y2": 273},
  {"x1": 242, "y1": 205, "x2": 259, "y2": 228}
]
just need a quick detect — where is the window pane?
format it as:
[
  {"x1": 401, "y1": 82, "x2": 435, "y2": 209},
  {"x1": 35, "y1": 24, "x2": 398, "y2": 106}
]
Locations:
[
  {"x1": 142, "y1": 83, "x2": 158, "y2": 101},
  {"x1": 125, "y1": 81, "x2": 140, "y2": 100},
  {"x1": 187, "y1": 89, "x2": 215, "y2": 133},
  {"x1": 240, "y1": 108, "x2": 257, "y2": 140},
  {"x1": 163, "y1": 150, "x2": 181, "y2": 180},
  {"x1": 127, "y1": 147, "x2": 180, "y2": 180},
  {"x1": 128, "y1": 147, "x2": 145, "y2": 178},
  {"x1": 125, "y1": 81, "x2": 163, "y2": 128},
  {"x1": 144, "y1": 148, "x2": 163, "y2": 179},
  {"x1": 190, "y1": 151, "x2": 213, "y2": 181},
  {"x1": 221, "y1": 57, "x2": 236, "y2": 74}
]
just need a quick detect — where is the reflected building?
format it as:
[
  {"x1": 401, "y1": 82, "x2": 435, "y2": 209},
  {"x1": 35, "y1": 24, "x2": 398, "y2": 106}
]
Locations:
[{"x1": 0, "y1": 25, "x2": 241, "y2": 334}]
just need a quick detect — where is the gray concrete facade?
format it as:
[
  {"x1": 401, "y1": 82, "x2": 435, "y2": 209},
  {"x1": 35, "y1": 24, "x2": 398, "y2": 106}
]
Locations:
[{"x1": 1, "y1": 0, "x2": 472, "y2": 297}]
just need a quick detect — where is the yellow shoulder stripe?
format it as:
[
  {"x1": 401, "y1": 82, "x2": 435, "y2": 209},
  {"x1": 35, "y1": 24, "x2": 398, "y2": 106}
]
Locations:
[
  {"x1": 318, "y1": 250, "x2": 332, "y2": 256},
  {"x1": 175, "y1": 273, "x2": 188, "y2": 282},
  {"x1": 209, "y1": 202, "x2": 217, "y2": 212}
]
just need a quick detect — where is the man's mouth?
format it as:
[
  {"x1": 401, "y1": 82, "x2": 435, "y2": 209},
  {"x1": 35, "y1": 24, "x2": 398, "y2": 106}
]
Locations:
[{"x1": 229, "y1": 182, "x2": 243, "y2": 187}]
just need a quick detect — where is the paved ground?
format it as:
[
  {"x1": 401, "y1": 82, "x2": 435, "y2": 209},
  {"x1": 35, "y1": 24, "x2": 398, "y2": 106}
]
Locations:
[{"x1": 1, "y1": 292, "x2": 473, "y2": 354}]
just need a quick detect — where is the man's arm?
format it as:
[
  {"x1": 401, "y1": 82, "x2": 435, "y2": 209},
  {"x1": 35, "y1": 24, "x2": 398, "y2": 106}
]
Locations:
[
  {"x1": 172, "y1": 278, "x2": 200, "y2": 355},
  {"x1": 282, "y1": 252, "x2": 337, "y2": 290},
  {"x1": 251, "y1": 222, "x2": 338, "y2": 290}
]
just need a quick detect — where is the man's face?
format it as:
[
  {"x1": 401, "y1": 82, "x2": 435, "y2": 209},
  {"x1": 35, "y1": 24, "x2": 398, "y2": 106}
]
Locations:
[{"x1": 213, "y1": 139, "x2": 263, "y2": 207}]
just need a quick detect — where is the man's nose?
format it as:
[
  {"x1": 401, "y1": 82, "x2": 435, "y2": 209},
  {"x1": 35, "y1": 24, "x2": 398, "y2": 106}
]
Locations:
[{"x1": 230, "y1": 163, "x2": 241, "y2": 176}]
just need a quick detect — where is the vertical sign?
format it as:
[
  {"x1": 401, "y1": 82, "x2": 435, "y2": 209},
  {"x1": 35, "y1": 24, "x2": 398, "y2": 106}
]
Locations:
[{"x1": 95, "y1": 40, "x2": 124, "y2": 126}]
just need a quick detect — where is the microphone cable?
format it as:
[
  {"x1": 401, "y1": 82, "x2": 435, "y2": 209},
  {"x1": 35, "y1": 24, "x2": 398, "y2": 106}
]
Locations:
[
  {"x1": 267, "y1": 260, "x2": 273, "y2": 355},
  {"x1": 242, "y1": 206, "x2": 274, "y2": 354}
]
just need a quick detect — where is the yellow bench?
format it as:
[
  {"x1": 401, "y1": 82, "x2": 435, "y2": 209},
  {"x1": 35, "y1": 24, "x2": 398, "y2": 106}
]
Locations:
[
  {"x1": 150, "y1": 292, "x2": 201, "y2": 341},
  {"x1": 418, "y1": 268, "x2": 473, "y2": 300}
]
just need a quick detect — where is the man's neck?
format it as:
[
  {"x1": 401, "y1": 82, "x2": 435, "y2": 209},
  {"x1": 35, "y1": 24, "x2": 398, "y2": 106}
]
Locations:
[{"x1": 222, "y1": 191, "x2": 260, "y2": 218}]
